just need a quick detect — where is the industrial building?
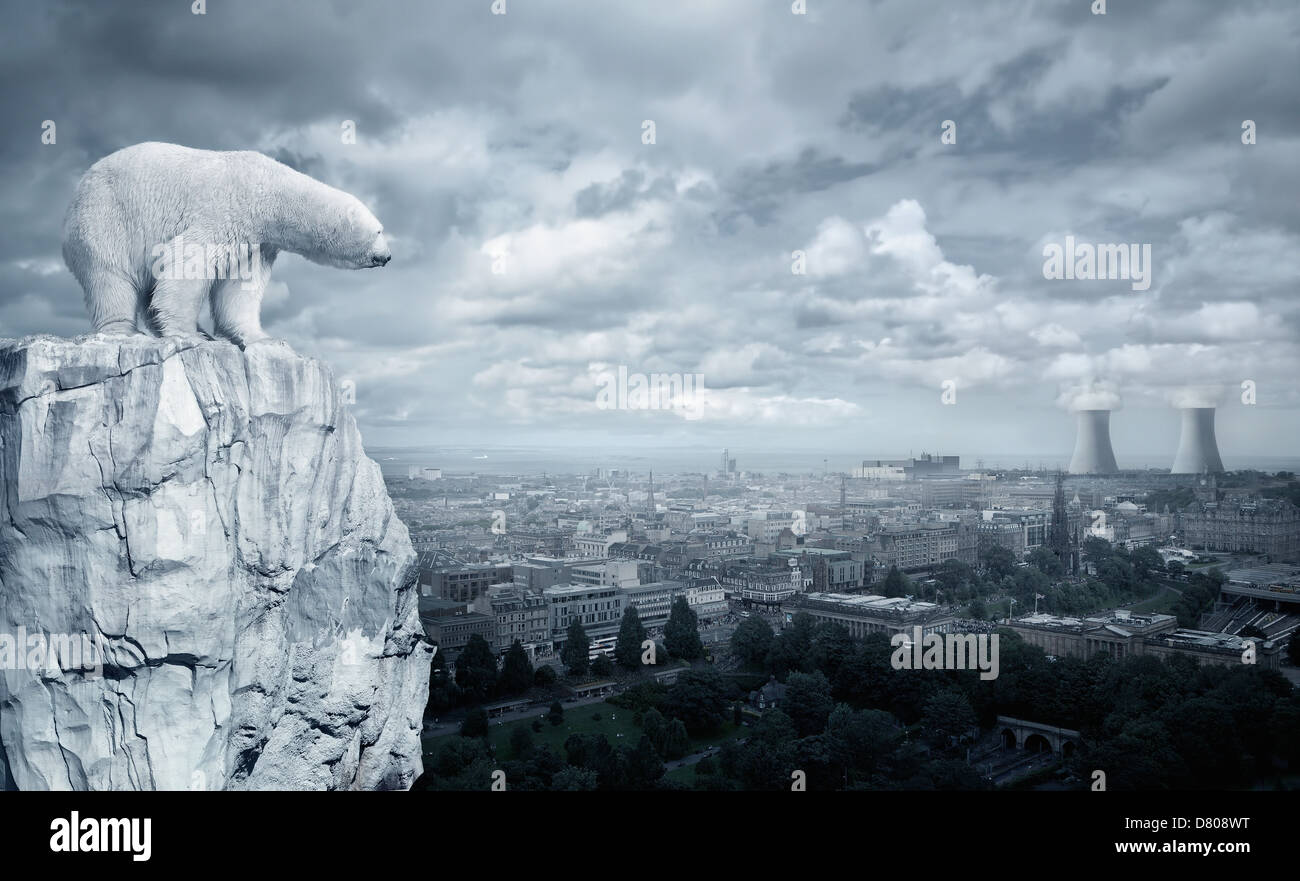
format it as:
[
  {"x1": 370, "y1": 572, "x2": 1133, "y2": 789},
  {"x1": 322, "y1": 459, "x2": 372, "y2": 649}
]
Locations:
[
  {"x1": 1068, "y1": 409, "x2": 1120, "y2": 475},
  {"x1": 1170, "y1": 407, "x2": 1226, "y2": 474}
]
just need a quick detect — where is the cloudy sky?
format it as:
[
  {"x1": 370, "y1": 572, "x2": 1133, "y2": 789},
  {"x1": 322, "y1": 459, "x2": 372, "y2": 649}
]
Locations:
[{"x1": 2, "y1": 0, "x2": 1297, "y2": 467}]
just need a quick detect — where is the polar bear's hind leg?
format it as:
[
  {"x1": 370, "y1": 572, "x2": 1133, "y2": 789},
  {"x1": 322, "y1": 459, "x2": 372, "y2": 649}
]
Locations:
[
  {"x1": 84, "y1": 272, "x2": 145, "y2": 335},
  {"x1": 210, "y1": 276, "x2": 269, "y2": 348},
  {"x1": 148, "y1": 276, "x2": 211, "y2": 339}
]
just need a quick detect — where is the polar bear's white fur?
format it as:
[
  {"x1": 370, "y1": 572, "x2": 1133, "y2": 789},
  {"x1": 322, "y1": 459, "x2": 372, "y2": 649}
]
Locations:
[{"x1": 62, "y1": 142, "x2": 390, "y2": 345}]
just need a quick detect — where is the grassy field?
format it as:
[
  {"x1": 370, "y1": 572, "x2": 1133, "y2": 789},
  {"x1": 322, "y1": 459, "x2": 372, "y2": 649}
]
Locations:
[
  {"x1": 1122, "y1": 585, "x2": 1182, "y2": 615},
  {"x1": 424, "y1": 699, "x2": 747, "y2": 762},
  {"x1": 664, "y1": 764, "x2": 699, "y2": 785}
]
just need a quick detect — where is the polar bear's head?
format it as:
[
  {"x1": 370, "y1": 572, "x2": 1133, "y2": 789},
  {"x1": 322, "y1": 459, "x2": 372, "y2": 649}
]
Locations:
[{"x1": 306, "y1": 193, "x2": 391, "y2": 270}]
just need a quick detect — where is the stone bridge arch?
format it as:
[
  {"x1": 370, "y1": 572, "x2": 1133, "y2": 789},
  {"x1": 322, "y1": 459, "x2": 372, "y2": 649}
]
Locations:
[{"x1": 996, "y1": 716, "x2": 1081, "y2": 756}]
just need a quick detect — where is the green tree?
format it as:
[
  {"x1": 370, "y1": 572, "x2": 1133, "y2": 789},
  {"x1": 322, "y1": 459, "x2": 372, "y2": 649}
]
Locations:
[
  {"x1": 615, "y1": 605, "x2": 648, "y2": 670},
  {"x1": 591, "y1": 653, "x2": 615, "y2": 677},
  {"x1": 920, "y1": 689, "x2": 978, "y2": 749},
  {"x1": 979, "y1": 544, "x2": 1017, "y2": 582},
  {"x1": 881, "y1": 565, "x2": 911, "y2": 598},
  {"x1": 551, "y1": 766, "x2": 598, "y2": 791},
  {"x1": 765, "y1": 612, "x2": 818, "y2": 676},
  {"x1": 454, "y1": 634, "x2": 499, "y2": 703},
  {"x1": 509, "y1": 723, "x2": 535, "y2": 759},
  {"x1": 968, "y1": 597, "x2": 988, "y2": 620},
  {"x1": 825, "y1": 705, "x2": 900, "y2": 783},
  {"x1": 663, "y1": 668, "x2": 729, "y2": 734},
  {"x1": 499, "y1": 641, "x2": 534, "y2": 695},
  {"x1": 561, "y1": 620, "x2": 590, "y2": 677},
  {"x1": 1130, "y1": 546, "x2": 1163, "y2": 582},
  {"x1": 784, "y1": 670, "x2": 835, "y2": 737},
  {"x1": 432, "y1": 736, "x2": 490, "y2": 779},
  {"x1": 641, "y1": 708, "x2": 667, "y2": 754},
  {"x1": 460, "y1": 706, "x2": 489, "y2": 739},
  {"x1": 547, "y1": 700, "x2": 564, "y2": 726},
  {"x1": 729, "y1": 615, "x2": 774, "y2": 669},
  {"x1": 662, "y1": 719, "x2": 691, "y2": 760},
  {"x1": 664, "y1": 595, "x2": 704, "y2": 660},
  {"x1": 1027, "y1": 546, "x2": 1064, "y2": 578},
  {"x1": 935, "y1": 558, "x2": 975, "y2": 598},
  {"x1": 534, "y1": 665, "x2": 557, "y2": 687}
]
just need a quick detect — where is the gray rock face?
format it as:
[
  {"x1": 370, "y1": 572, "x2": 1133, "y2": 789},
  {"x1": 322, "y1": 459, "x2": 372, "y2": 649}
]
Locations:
[{"x1": 0, "y1": 335, "x2": 430, "y2": 790}]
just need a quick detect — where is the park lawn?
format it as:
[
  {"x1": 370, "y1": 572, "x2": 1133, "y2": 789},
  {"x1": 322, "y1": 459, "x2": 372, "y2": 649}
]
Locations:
[
  {"x1": 442, "y1": 700, "x2": 642, "y2": 759},
  {"x1": 665, "y1": 764, "x2": 697, "y2": 785},
  {"x1": 425, "y1": 702, "x2": 747, "y2": 762},
  {"x1": 1122, "y1": 586, "x2": 1181, "y2": 615}
]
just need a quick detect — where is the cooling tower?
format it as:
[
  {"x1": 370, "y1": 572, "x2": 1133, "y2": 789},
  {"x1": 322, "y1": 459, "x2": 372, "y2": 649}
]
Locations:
[
  {"x1": 1068, "y1": 409, "x2": 1119, "y2": 474},
  {"x1": 1170, "y1": 407, "x2": 1225, "y2": 474}
]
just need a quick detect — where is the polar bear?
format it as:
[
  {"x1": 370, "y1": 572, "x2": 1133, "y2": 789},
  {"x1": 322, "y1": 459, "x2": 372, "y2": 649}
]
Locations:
[{"x1": 62, "y1": 142, "x2": 390, "y2": 345}]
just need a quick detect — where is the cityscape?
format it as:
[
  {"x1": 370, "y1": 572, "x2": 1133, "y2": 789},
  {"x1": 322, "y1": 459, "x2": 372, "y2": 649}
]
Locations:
[
  {"x1": 401, "y1": 446, "x2": 1300, "y2": 792},
  {"x1": 0, "y1": 0, "x2": 1295, "y2": 862}
]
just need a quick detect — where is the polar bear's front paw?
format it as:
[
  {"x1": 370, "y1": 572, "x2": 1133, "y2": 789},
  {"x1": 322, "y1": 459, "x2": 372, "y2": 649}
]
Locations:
[
  {"x1": 160, "y1": 331, "x2": 210, "y2": 348},
  {"x1": 95, "y1": 321, "x2": 145, "y2": 337}
]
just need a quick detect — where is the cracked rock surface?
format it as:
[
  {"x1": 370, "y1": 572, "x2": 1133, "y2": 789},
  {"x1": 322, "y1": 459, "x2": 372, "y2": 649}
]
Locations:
[{"x1": 0, "y1": 334, "x2": 430, "y2": 790}]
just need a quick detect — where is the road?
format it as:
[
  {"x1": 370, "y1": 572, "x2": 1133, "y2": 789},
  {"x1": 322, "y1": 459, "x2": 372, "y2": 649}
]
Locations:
[
  {"x1": 664, "y1": 738, "x2": 746, "y2": 772},
  {"x1": 422, "y1": 691, "x2": 614, "y2": 738}
]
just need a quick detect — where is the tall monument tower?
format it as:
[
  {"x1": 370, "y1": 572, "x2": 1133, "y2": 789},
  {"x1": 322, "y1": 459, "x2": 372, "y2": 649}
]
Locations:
[{"x1": 1049, "y1": 472, "x2": 1078, "y2": 575}]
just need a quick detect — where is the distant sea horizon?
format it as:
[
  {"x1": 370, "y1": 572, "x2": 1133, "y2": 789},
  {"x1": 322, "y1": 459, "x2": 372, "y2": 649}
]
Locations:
[{"x1": 369, "y1": 445, "x2": 1300, "y2": 478}]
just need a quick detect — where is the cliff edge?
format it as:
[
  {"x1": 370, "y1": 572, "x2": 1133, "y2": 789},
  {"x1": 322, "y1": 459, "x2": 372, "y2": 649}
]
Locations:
[{"x1": 0, "y1": 334, "x2": 430, "y2": 790}]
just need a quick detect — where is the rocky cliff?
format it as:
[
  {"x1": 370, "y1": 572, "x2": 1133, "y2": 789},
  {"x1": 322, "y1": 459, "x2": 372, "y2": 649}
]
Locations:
[{"x1": 0, "y1": 334, "x2": 430, "y2": 790}]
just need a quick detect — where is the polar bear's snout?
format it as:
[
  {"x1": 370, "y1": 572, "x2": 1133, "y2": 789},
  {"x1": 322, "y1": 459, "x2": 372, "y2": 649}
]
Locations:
[{"x1": 369, "y1": 232, "x2": 391, "y2": 267}]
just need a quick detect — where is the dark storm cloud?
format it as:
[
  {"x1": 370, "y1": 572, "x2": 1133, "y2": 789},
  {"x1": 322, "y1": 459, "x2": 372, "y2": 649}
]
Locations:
[
  {"x1": 574, "y1": 170, "x2": 676, "y2": 218},
  {"x1": 719, "y1": 148, "x2": 880, "y2": 229},
  {"x1": 0, "y1": 0, "x2": 1296, "y2": 452}
]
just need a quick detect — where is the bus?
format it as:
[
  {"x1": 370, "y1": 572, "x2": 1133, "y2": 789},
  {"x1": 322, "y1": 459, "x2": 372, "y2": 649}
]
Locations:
[{"x1": 587, "y1": 636, "x2": 618, "y2": 660}]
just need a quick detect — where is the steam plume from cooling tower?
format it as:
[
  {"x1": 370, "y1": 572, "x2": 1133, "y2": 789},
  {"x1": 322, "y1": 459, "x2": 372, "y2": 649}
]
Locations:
[{"x1": 1056, "y1": 379, "x2": 1123, "y2": 413}]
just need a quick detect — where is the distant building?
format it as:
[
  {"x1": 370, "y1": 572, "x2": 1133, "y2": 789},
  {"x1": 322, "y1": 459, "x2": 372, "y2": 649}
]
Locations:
[
  {"x1": 416, "y1": 556, "x2": 511, "y2": 603},
  {"x1": 854, "y1": 454, "x2": 959, "y2": 481},
  {"x1": 747, "y1": 511, "x2": 797, "y2": 544},
  {"x1": 417, "y1": 598, "x2": 495, "y2": 663},
  {"x1": 619, "y1": 580, "x2": 687, "y2": 628},
  {"x1": 570, "y1": 559, "x2": 643, "y2": 588},
  {"x1": 544, "y1": 583, "x2": 625, "y2": 643},
  {"x1": 507, "y1": 526, "x2": 573, "y2": 556},
  {"x1": 749, "y1": 675, "x2": 787, "y2": 711},
  {"x1": 773, "y1": 547, "x2": 864, "y2": 592},
  {"x1": 721, "y1": 560, "x2": 803, "y2": 605},
  {"x1": 976, "y1": 509, "x2": 1049, "y2": 559},
  {"x1": 684, "y1": 577, "x2": 728, "y2": 620},
  {"x1": 1182, "y1": 497, "x2": 1300, "y2": 558},
  {"x1": 1005, "y1": 610, "x2": 1282, "y2": 669},
  {"x1": 473, "y1": 586, "x2": 552, "y2": 658},
  {"x1": 570, "y1": 529, "x2": 629, "y2": 558},
  {"x1": 793, "y1": 592, "x2": 955, "y2": 639},
  {"x1": 512, "y1": 557, "x2": 573, "y2": 592},
  {"x1": 872, "y1": 520, "x2": 976, "y2": 572}
]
